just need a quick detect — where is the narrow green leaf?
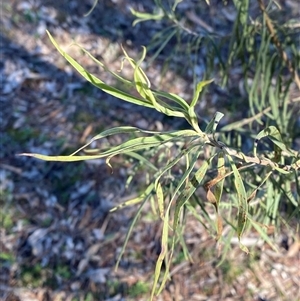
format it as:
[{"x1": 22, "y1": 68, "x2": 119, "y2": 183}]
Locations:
[
  {"x1": 205, "y1": 111, "x2": 224, "y2": 135},
  {"x1": 187, "y1": 80, "x2": 215, "y2": 133},
  {"x1": 215, "y1": 153, "x2": 225, "y2": 204},
  {"x1": 269, "y1": 85, "x2": 279, "y2": 121},
  {"x1": 254, "y1": 126, "x2": 294, "y2": 158},
  {"x1": 150, "y1": 199, "x2": 170, "y2": 300},
  {"x1": 126, "y1": 152, "x2": 158, "y2": 172},
  {"x1": 75, "y1": 43, "x2": 133, "y2": 86},
  {"x1": 170, "y1": 156, "x2": 212, "y2": 265},
  {"x1": 154, "y1": 142, "x2": 203, "y2": 190},
  {"x1": 71, "y1": 126, "x2": 161, "y2": 156},
  {"x1": 121, "y1": 46, "x2": 155, "y2": 101},
  {"x1": 157, "y1": 147, "x2": 205, "y2": 295},
  {"x1": 115, "y1": 187, "x2": 153, "y2": 270},
  {"x1": 173, "y1": 158, "x2": 210, "y2": 225},
  {"x1": 110, "y1": 182, "x2": 155, "y2": 212},
  {"x1": 248, "y1": 217, "x2": 278, "y2": 252},
  {"x1": 190, "y1": 79, "x2": 214, "y2": 108},
  {"x1": 122, "y1": 46, "x2": 188, "y2": 119},
  {"x1": 239, "y1": 242, "x2": 249, "y2": 254},
  {"x1": 46, "y1": 31, "x2": 153, "y2": 109},
  {"x1": 187, "y1": 106, "x2": 202, "y2": 134},
  {"x1": 152, "y1": 90, "x2": 190, "y2": 111},
  {"x1": 130, "y1": 7, "x2": 164, "y2": 26},
  {"x1": 226, "y1": 154, "x2": 248, "y2": 240},
  {"x1": 20, "y1": 129, "x2": 199, "y2": 162},
  {"x1": 83, "y1": 0, "x2": 98, "y2": 16},
  {"x1": 121, "y1": 48, "x2": 176, "y2": 116},
  {"x1": 188, "y1": 79, "x2": 214, "y2": 133},
  {"x1": 156, "y1": 182, "x2": 164, "y2": 219}
]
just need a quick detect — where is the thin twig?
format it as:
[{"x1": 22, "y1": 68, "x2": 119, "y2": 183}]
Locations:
[{"x1": 207, "y1": 137, "x2": 299, "y2": 173}]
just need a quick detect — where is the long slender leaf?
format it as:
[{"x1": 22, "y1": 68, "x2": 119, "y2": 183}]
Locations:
[
  {"x1": 130, "y1": 7, "x2": 164, "y2": 26},
  {"x1": 248, "y1": 217, "x2": 278, "y2": 252},
  {"x1": 190, "y1": 79, "x2": 214, "y2": 108},
  {"x1": 150, "y1": 198, "x2": 170, "y2": 300},
  {"x1": 20, "y1": 129, "x2": 199, "y2": 162},
  {"x1": 167, "y1": 156, "x2": 212, "y2": 288},
  {"x1": 154, "y1": 142, "x2": 203, "y2": 190},
  {"x1": 157, "y1": 147, "x2": 205, "y2": 294},
  {"x1": 156, "y1": 181, "x2": 164, "y2": 219},
  {"x1": 187, "y1": 79, "x2": 215, "y2": 134},
  {"x1": 215, "y1": 153, "x2": 226, "y2": 204},
  {"x1": 75, "y1": 41, "x2": 190, "y2": 119},
  {"x1": 115, "y1": 187, "x2": 153, "y2": 270},
  {"x1": 71, "y1": 126, "x2": 164, "y2": 156},
  {"x1": 254, "y1": 125, "x2": 295, "y2": 157},
  {"x1": 46, "y1": 31, "x2": 154, "y2": 109},
  {"x1": 121, "y1": 45, "x2": 187, "y2": 118},
  {"x1": 225, "y1": 153, "x2": 248, "y2": 251},
  {"x1": 172, "y1": 157, "x2": 211, "y2": 233},
  {"x1": 152, "y1": 90, "x2": 190, "y2": 111},
  {"x1": 205, "y1": 111, "x2": 224, "y2": 135}
]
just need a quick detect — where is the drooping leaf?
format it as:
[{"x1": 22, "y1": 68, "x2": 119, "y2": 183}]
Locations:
[
  {"x1": 187, "y1": 79, "x2": 214, "y2": 133},
  {"x1": 215, "y1": 153, "x2": 226, "y2": 205},
  {"x1": 115, "y1": 188, "x2": 153, "y2": 270},
  {"x1": 154, "y1": 142, "x2": 203, "y2": 190},
  {"x1": 152, "y1": 90, "x2": 190, "y2": 112},
  {"x1": 157, "y1": 146, "x2": 206, "y2": 294},
  {"x1": 110, "y1": 193, "x2": 147, "y2": 212},
  {"x1": 254, "y1": 126, "x2": 295, "y2": 158},
  {"x1": 248, "y1": 217, "x2": 278, "y2": 252},
  {"x1": 20, "y1": 129, "x2": 199, "y2": 162},
  {"x1": 47, "y1": 31, "x2": 188, "y2": 119},
  {"x1": 156, "y1": 181, "x2": 164, "y2": 219},
  {"x1": 226, "y1": 153, "x2": 248, "y2": 245},
  {"x1": 46, "y1": 31, "x2": 153, "y2": 109},
  {"x1": 190, "y1": 79, "x2": 214, "y2": 108},
  {"x1": 170, "y1": 156, "x2": 212, "y2": 263},
  {"x1": 205, "y1": 111, "x2": 225, "y2": 136},
  {"x1": 150, "y1": 193, "x2": 171, "y2": 299},
  {"x1": 215, "y1": 153, "x2": 226, "y2": 239}
]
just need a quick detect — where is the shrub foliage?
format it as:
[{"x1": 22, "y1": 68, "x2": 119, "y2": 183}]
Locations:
[{"x1": 21, "y1": 1, "x2": 299, "y2": 299}]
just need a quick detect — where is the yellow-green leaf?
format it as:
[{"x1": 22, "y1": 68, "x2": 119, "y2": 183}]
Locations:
[{"x1": 226, "y1": 154, "x2": 248, "y2": 240}]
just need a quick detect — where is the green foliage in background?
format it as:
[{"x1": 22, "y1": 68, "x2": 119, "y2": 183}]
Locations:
[{"x1": 21, "y1": 0, "x2": 300, "y2": 299}]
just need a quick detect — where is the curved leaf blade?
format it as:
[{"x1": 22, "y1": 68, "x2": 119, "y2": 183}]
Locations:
[
  {"x1": 254, "y1": 125, "x2": 295, "y2": 157},
  {"x1": 190, "y1": 79, "x2": 214, "y2": 108},
  {"x1": 19, "y1": 129, "x2": 200, "y2": 162},
  {"x1": 226, "y1": 153, "x2": 248, "y2": 251},
  {"x1": 46, "y1": 31, "x2": 153, "y2": 108}
]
